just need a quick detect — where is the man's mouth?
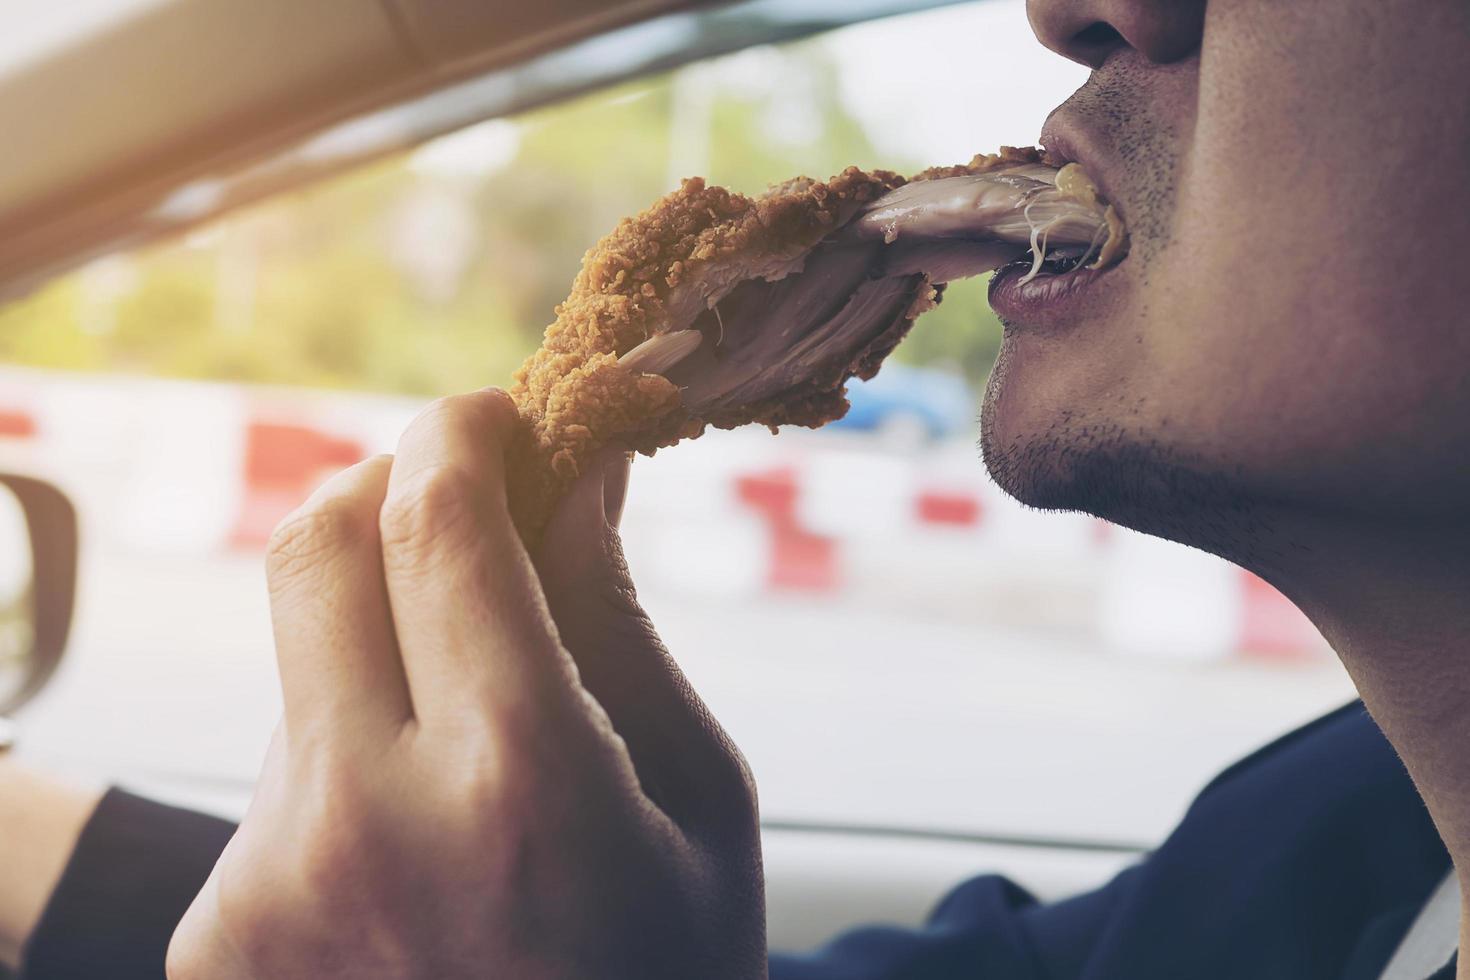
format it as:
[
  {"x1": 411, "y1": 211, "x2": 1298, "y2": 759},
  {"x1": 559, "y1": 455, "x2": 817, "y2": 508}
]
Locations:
[
  {"x1": 1007, "y1": 242, "x2": 1095, "y2": 277},
  {"x1": 510, "y1": 149, "x2": 1129, "y2": 537},
  {"x1": 987, "y1": 245, "x2": 1117, "y2": 324},
  {"x1": 640, "y1": 151, "x2": 1129, "y2": 417},
  {"x1": 984, "y1": 134, "x2": 1129, "y2": 324}
]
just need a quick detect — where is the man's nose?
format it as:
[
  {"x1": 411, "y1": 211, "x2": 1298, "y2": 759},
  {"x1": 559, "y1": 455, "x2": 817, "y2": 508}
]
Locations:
[{"x1": 1026, "y1": 0, "x2": 1205, "y2": 68}]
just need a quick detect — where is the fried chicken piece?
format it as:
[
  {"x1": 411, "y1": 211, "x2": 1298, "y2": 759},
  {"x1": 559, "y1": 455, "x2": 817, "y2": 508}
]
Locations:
[{"x1": 508, "y1": 147, "x2": 1126, "y2": 541}]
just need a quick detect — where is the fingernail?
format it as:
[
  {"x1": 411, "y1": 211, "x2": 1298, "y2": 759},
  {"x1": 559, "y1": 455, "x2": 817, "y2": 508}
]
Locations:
[{"x1": 602, "y1": 451, "x2": 632, "y2": 528}]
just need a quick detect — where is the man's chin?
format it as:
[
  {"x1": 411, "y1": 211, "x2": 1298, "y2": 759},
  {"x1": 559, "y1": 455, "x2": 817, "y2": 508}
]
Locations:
[
  {"x1": 976, "y1": 343, "x2": 1100, "y2": 513},
  {"x1": 978, "y1": 366, "x2": 1273, "y2": 568},
  {"x1": 978, "y1": 407, "x2": 1122, "y2": 516},
  {"x1": 976, "y1": 326, "x2": 1133, "y2": 513}
]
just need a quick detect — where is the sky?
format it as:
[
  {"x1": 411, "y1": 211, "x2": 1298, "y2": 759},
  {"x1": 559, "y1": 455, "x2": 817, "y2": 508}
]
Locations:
[
  {"x1": 408, "y1": 0, "x2": 1088, "y2": 182},
  {"x1": 11, "y1": 0, "x2": 1086, "y2": 203},
  {"x1": 824, "y1": 1, "x2": 1090, "y2": 165}
]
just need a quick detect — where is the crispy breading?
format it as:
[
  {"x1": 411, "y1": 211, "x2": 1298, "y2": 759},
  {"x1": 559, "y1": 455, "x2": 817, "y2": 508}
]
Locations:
[
  {"x1": 508, "y1": 167, "x2": 895, "y2": 538},
  {"x1": 908, "y1": 145, "x2": 1042, "y2": 181},
  {"x1": 506, "y1": 146, "x2": 1095, "y2": 542}
]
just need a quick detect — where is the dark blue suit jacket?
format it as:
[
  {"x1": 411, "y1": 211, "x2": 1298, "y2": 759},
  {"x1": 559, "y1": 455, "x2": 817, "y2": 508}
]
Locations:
[
  {"x1": 769, "y1": 702, "x2": 1453, "y2": 979},
  {"x1": 21, "y1": 702, "x2": 1454, "y2": 979}
]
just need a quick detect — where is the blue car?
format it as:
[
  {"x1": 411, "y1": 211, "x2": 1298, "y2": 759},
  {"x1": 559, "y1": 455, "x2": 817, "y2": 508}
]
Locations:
[{"x1": 829, "y1": 362, "x2": 975, "y2": 440}]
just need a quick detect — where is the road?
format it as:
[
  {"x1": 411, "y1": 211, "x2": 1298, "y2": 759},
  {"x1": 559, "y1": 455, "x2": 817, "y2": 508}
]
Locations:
[{"x1": 14, "y1": 547, "x2": 1355, "y2": 848}]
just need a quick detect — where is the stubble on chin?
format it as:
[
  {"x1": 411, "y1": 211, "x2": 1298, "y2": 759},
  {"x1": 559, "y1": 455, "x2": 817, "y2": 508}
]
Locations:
[{"x1": 978, "y1": 346, "x2": 1288, "y2": 571}]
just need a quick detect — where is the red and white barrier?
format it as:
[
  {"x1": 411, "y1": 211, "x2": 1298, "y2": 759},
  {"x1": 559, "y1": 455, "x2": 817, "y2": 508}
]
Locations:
[
  {"x1": 230, "y1": 420, "x2": 365, "y2": 549},
  {"x1": 0, "y1": 408, "x2": 37, "y2": 439},
  {"x1": 0, "y1": 366, "x2": 1329, "y2": 662}
]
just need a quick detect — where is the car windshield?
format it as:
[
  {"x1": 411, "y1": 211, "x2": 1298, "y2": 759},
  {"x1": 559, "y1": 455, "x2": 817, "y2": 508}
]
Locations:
[{"x1": 0, "y1": 0, "x2": 1352, "y2": 851}]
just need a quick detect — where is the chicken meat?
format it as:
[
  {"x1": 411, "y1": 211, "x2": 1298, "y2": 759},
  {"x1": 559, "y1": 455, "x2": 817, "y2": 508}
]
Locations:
[{"x1": 507, "y1": 146, "x2": 1126, "y2": 541}]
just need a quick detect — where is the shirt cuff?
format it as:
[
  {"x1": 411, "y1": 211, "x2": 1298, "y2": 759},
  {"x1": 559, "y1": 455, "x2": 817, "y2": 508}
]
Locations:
[{"x1": 20, "y1": 788, "x2": 235, "y2": 980}]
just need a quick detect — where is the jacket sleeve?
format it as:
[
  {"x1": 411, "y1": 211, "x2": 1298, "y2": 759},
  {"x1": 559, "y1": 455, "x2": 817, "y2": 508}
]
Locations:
[
  {"x1": 25, "y1": 789, "x2": 1124, "y2": 980},
  {"x1": 769, "y1": 875, "x2": 1047, "y2": 979},
  {"x1": 20, "y1": 788, "x2": 236, "y2": 980},
  {"x1": 769, "y1": 868, "x2": 1133, "y2": 980}
]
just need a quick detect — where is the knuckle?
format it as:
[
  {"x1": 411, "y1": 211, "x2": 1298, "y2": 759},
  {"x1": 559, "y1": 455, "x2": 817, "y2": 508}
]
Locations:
[
  {"x1": 405, "y1": 396, "x2": 464, "y2": 442},
  {"x1": 594, "y1": 536, "x2": 646, "y2": 619},
  {"x1": 378, "y1": 464, "x2": 481, "y2": 564},
  {"x1": 460, "y1": 388, "x2": 521, "y2": 443},
  {"x1": 464, "y1": 719, "x2": 531, "y2": 794},
  {"x1": 443, "y1": 713, "x2": 561, "y2": 820},
  {"x1": 475, "y1": 387, "x2": 521, "y2": 429},
  {"x1": 447, "y1": 762, "x2": 511, "y2": 821},
  {"x1": 706, "y1": 721, "x2": 756, "y2": 800},
  {"x1": 295, "y1": 772, "x2": 380, "y2": 895},
  {"x1": 688, "y1": 698, "x2": 760, "y2": 820},
  {"x1": 484, "y1": 701, "x2": 551, "y2": 771},
  {"x1": 301, "y1": 750, "x2": 376, "y2": 826},
  {"x1": 297, "y1": 822, "x2": 368, "y2": 898},
  {"x1": 722, "y1": 742, "x2": 760, "y2": 817},
  {"x1": 688, "y1": 741, "x2": 761, "y2": 850},
  {"x1": 266, "y1": 497, "x2": 369, "y2": 584},
  {"x1": 408, "y1": 390, "x2": 520, "y2": 452}
]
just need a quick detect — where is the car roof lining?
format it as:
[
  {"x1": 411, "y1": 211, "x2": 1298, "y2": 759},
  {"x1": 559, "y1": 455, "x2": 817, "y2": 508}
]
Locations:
[{"x1": 0, "y1": 0, "x2": 970, "y2": 304}]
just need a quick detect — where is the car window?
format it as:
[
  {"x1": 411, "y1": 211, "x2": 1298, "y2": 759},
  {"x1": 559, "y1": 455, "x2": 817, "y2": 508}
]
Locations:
[{"x1": 0, "y1": 0, "x2": 1353, "y2": 850}]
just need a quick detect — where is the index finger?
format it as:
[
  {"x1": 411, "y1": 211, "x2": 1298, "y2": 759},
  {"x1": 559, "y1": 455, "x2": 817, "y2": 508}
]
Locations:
[
  {"x1": 377, "y1": 389, "x2": 576, "y2": 720},
  {"x1": 266, "y1": 454, "x2": 413, "y2": 736}
]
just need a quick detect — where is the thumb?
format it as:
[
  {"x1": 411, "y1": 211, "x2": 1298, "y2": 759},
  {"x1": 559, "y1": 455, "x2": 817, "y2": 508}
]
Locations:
[
  {"x1": 533, "y1": 449, "x2": 755, "y2": 838},
  {"x1": 535, "y1": 446, "x2": 632, "y2": 601}
]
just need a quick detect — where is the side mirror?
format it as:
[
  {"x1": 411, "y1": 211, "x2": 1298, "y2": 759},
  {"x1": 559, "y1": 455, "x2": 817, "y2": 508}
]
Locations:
[{"x1": 0, "y1": 475, "x2": 77, "y2": 718}]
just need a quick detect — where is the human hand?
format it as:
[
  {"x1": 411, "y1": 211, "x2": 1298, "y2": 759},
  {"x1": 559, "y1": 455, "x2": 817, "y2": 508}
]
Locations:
[{"x1": 167, "y1": 390, "x2": 765, "y2": 979}]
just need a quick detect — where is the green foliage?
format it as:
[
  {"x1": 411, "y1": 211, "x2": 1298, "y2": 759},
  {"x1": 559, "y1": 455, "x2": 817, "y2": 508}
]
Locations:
[
  {"x1": 890, "y1": 276, "x2": 1005, "y2": 390},
  {"x1": 0, "y1": 279, "x2": 97, "y2": 371},
  {"x1": 0, "y1": 40, "x2": 1003, "y2": 400}
]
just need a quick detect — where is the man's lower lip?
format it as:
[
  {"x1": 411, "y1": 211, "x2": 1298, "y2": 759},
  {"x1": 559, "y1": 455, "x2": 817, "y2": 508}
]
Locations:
[{"x1": 987, "y1": 261, "x2": 1112, "y2": 325}]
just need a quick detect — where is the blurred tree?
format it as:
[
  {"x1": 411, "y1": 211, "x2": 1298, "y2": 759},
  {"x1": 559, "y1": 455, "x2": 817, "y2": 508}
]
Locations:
[
  {"x1": 892, "y1": 276, "x2": 1005, "y2": 393},
  {"x1": 0, "y1": 39, "x2": 1003, "y2": 400}
]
